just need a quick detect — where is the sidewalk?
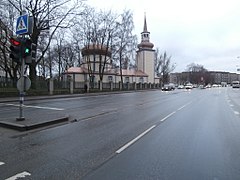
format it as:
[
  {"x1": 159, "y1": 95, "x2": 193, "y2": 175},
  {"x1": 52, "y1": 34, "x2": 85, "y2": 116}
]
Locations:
[
  {"x1": 0, "y1": 94, "x2": 79, "y2": 131},
  {"x1": 0, "y1": 90, "x2": 156, "y2": 131},
  {"x1": 0, "y1": 92, "x2": 122, "y2": 131},
  {"x1": 0, "y1": 114, "x2": 68, "y2": 131}
]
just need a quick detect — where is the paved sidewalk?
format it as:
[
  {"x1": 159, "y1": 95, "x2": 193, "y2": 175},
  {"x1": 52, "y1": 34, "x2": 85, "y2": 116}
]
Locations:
[
  {"x1": 0, "y1": 94, "x2": 77, "y2": 131},
  {"x1": 0, "y1": 109, "x2": 68, "y2": 131},
  {"x1": 0, "y1": 92, "x2": 121, "y2": 131}
]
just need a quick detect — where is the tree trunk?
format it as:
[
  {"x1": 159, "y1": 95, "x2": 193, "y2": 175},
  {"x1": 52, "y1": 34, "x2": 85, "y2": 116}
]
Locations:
[{"x1": 29, "y1": 62, "x2": 37, "y2": 89}]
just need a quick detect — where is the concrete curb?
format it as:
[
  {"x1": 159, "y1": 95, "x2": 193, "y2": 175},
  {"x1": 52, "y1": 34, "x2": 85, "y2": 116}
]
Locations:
[{"x1": 0, "y1": 116, "x2": 69, "y2": 131}]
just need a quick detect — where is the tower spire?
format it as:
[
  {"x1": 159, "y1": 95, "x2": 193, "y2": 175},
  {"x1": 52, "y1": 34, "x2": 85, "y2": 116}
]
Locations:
[
  {"x1": 143, "y1": 12, "x2": 148, "y2": 32},
  {"x1": 137, "y1": 12, "x2": 154, "y2": 49}
]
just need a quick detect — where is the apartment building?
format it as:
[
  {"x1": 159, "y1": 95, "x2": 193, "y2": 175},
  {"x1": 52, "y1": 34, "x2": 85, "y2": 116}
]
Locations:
[{"x1": 170, "y1": 71, "x2": 240, "y2": 85}]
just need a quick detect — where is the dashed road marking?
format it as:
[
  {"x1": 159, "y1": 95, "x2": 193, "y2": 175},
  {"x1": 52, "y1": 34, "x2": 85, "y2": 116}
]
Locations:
[
  {"x1": 116, "y1": 125, "x2": 156, "y2": 154},
  {"x1": 178, "y1": 105, "x2": 186, "y2": 111},
  {"x1": 116, "y1": 101, "x2": 193, "y2": 154},
  {"x1": 160, "y1": 111, "x2": 176, "y2": 122},
  {"x1": 229, "y1": 104, "x2": 234, "y2": 107},
  {"x1": 5, "y1": 171, "x2": 31, "y2": 180},
  {"x1": 0, "y1": 162, "x2": 5, "y2": 166}
]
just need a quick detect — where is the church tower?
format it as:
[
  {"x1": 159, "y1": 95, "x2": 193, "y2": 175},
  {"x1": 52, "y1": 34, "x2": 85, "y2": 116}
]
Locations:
[{"x1": 136, "y1": 13, "x2": 155, "y2": 83}]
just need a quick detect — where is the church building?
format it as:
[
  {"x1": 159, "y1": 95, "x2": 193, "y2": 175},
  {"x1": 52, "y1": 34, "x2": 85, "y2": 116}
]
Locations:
[{"x1": 63, "y1": 14, "x2": 157, "y2": 84}]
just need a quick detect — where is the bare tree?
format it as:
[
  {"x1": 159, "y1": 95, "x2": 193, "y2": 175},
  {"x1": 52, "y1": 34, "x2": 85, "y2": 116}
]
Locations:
[
  {"x1": 5, "y1": 0, "x2": 85, "y2": 88},
  {"x1": 72, "y1": 7, "x2": 99, "y2": 87},
  {"x1": 185, "y1": 63, "x2": 208, "y2": 84},
  {"x1": 0, "y1": 0, "x2": 20, "y2": 83},
  {"x1": 96, "y1": 10, "x2": 117, "y2": 88},
  {"x1": 73, "y1": 7, "x2": 118, "y2": 89},
  {"x1": 186, "y1": 62, "x2": 207, "y2": 72},
  {"x1": 112, "y1": 9, "x2": 137, "y2": 87},
  {"x1": 155, "y1": 49, "x2": 176, "y2": 84}
]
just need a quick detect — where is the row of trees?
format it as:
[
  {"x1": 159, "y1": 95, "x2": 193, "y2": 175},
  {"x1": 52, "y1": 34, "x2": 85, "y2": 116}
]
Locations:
[{"x1": 0, "y1": 0, "x2": 175, "y2": 89}]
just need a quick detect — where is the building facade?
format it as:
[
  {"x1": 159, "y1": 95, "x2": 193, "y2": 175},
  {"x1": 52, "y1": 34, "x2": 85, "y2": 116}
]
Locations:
[{"x1": 170, "y1": 71, "x2": 240, "y2": 85}]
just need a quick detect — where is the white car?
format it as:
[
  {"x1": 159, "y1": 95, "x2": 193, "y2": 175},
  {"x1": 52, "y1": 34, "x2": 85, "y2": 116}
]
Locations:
[
  {"x1": 185, "y1": 83, "x2": 193, "y2": 89},
  {"x1": 177, "y1": 85, "x2": 184, "y2": 89}
]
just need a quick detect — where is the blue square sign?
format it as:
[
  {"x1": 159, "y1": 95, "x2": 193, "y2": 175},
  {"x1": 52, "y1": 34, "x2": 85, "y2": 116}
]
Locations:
[{"x1": 16, "y1": 14, "x2": 28, "y2": 35}]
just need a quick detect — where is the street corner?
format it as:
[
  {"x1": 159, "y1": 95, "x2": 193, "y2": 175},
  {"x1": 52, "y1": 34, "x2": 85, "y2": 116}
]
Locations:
[{"x1": 0, "y1": 114, "x2": 69, "y2": 131}]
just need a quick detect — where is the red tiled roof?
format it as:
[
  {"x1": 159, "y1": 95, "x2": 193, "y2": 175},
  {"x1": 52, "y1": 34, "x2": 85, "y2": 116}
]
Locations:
[{"x1": 65, "y1": 67, "x2": 88, "y2": 73}]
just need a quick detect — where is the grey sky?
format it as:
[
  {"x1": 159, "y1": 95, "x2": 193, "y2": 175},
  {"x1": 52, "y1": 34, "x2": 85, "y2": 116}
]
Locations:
[{"x1": 86, "y1": 0, "x2": 240, "y2": 73}]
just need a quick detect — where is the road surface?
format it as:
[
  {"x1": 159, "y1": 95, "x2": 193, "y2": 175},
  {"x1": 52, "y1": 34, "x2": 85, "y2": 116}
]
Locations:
[{"x1": 1, "y1": 87, "x2": 240, "y2": 179}]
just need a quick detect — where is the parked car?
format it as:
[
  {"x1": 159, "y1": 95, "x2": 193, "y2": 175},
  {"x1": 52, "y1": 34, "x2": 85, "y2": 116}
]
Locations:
[
  {"x1": 162, "y1": 84, "x2": 175, "y2": 91},
  {"x1": 185, "y1": 83, "x2": 193, "y2": 89},
  {"x1": 177, "y1": 85, "x2": 185, "y2": 89},
  {"x1": 205, "y1": 84, "x2": 212, "y2": 88},
  {"x1": 232, "y1": 81, "x2": 240, "y2": 88},
  {"x1": 199, "y1": 85, "x2": 206, "y2": 89}
]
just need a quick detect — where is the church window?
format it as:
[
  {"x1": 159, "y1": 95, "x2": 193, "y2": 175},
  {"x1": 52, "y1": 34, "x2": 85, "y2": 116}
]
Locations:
[{"x1": 108, "y1": 76, "x2": 113, "y2": 82}]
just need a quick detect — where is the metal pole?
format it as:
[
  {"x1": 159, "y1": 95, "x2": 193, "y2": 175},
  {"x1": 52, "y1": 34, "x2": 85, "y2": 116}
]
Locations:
[{"x1": 17, "y1": 36, "x2": 25, "y2": 121}]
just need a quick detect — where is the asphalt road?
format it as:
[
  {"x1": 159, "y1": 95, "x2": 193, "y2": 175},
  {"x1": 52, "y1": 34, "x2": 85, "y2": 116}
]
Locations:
[{"x1": 1, "y1": 87, "x2": 240, "y2": 179}]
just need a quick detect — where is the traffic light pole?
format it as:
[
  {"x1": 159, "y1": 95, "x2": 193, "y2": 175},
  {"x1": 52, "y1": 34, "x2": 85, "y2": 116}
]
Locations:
[
  {"x1": 16, "y1": 37, "x2": 25, "y2": 121},
  {"x1": 14, "y1": 12, "x2": 34, "y2": 121}
]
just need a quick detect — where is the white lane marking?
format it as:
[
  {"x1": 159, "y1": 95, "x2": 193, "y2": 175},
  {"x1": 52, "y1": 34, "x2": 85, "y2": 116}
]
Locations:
[
  {"x1": 116, "y1": 125, "x2": 156, "y2": 154},
  {"x1": 5, "y1": 103, "x2": 64, "y2": 111},
  {"x1": 234, "y1": 111, "x2": 240, "y2": 115},
  {"x1": 0, "y1": 162, "x2": 5, "y2": 166},
  {"x1": 178, "y1": 101, "x2": 193, "y2": 111},
  {"x1": 160, "y1": 111, "x2": 176, "y2": 122},
  {"x1": 5, "y1": 171, "x2": 31, "y2": 180},
  {"x1": 229, "y1": 104, "x2": 234, "y2": 107},
  {"x1": 24, "y1": 105, "x2": 64, "y2": 111},
  {"x1": 178, "y1": 105, "x2": 187, "y2": 111}
]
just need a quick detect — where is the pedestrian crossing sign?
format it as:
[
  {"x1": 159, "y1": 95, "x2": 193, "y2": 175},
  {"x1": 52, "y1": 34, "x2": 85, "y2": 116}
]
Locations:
[{"x1": 16, "y1": 14, "x2": 28, "y2": 35}]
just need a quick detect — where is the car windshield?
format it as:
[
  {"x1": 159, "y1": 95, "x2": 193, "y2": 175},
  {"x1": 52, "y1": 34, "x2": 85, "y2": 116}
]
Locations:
[{"x1": 1, "y1": 0, "x2": 240, "y2": 180}]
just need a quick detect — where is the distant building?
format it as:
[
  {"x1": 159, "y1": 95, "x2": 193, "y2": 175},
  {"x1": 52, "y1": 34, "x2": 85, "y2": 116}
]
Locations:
[
  {"x1": 170, "y1": 71, "x2": 240, "y2": 85},
  {"x1": 63, "y1": 14, "x2": 157, "y2": 84}
]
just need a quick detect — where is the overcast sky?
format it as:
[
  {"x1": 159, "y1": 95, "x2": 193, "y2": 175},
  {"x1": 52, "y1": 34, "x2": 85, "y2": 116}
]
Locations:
[{"x1": 86, "y1": 0, "x2": 240, "y2": 73}]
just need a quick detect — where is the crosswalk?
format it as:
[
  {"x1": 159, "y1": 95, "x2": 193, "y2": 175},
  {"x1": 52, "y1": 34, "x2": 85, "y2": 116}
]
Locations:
[{"x1": 0, "y1": 161, "x2": 31, "y2": 180}]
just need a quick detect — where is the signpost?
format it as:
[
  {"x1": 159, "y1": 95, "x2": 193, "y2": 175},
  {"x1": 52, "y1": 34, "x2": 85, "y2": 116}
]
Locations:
[
  {"x1": 17, "y1": 76, "x2": 31, "y2": 92},
  {"x1": 16, "y1": 14, "x2": 29, "y2": 35},
  {"x1": 14, "y1": 13, "x2": 34, "y2": 121}
]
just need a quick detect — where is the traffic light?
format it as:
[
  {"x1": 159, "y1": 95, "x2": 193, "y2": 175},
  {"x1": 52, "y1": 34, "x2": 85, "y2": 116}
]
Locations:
[
  {"x1": 25, "y1": 40, "x2": 36, "y2": 65},
  {"x1": 9, "y1": 37, "x2": 22, "y2": 63},
  {"x1": 22, "y1": 38, "x2": 32, "y2": 58},
  {"x1": 31, "y1": 43, "x2": 36, "y2": 61}
]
